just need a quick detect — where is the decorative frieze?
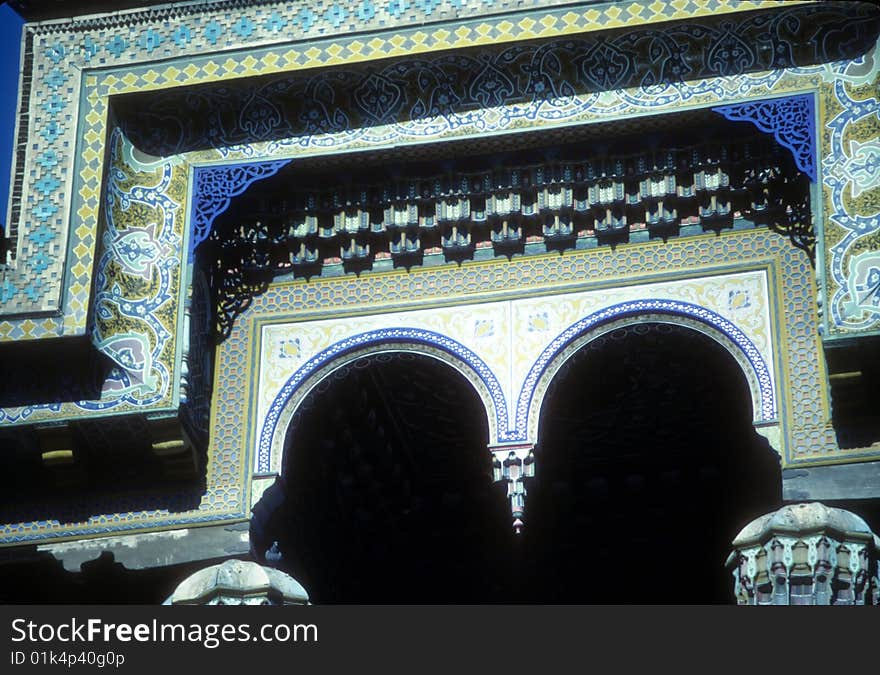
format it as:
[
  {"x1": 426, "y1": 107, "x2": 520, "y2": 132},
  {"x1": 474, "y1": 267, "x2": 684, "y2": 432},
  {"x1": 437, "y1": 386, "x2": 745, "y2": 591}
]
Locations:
[{"x1": 205, "y1": 131, "x2": 809, "y2": 337}]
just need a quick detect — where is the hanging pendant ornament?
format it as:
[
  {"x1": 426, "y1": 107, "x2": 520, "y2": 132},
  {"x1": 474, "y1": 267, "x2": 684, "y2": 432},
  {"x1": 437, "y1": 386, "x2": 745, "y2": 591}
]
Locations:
[{"x1": 490, "y1": 445, "x2": 535, "y2": 534}]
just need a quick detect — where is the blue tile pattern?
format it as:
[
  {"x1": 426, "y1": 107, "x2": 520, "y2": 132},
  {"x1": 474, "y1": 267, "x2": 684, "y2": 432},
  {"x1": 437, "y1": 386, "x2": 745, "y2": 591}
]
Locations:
[{"x1": 713, "y1": 94, "x2": 816, "y2": 181}]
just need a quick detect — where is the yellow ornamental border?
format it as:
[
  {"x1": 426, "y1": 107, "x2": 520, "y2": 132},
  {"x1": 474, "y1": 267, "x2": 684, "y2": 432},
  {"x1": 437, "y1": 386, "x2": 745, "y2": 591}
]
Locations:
[{"x1": 0, "y1": 0, "x2": 803, "y2": 341}]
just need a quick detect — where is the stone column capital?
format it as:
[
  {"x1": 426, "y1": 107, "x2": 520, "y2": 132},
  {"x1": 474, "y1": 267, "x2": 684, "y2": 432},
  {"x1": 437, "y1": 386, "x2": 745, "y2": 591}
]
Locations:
[{"x1": 727, "y1": 502, "x2": 880, "y2": 605}]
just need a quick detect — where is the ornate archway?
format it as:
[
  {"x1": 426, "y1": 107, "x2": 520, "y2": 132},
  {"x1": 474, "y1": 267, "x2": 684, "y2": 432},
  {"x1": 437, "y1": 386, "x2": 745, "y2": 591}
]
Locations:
[
  {"x1": 250, "y1": 352, "x2": 512, "y2": 603},
  {"x1": 523, "y1": 321, "x2": 782, "y2": 602},
  {"x1": 257, "y1": 329, "x2": 506, "y2": 478},
  {"x1": 519, "y1": 299, "x2": 777, "y2": 447}
]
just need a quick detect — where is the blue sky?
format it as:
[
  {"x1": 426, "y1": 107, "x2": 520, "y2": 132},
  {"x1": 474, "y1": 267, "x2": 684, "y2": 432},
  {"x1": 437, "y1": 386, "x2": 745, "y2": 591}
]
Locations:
[{"x1": 0, "y1": 3, "x2": 24, "y2": 231}]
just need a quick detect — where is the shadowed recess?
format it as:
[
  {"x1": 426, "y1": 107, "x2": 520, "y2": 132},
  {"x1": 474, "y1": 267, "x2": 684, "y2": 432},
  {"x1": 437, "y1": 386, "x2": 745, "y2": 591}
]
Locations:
[
  {"x1": 262, "y1": 352, "x2": 513, "y2": 603},
  {"x1": 524, "y1": 322, "x2": 782, "y2": 603}
]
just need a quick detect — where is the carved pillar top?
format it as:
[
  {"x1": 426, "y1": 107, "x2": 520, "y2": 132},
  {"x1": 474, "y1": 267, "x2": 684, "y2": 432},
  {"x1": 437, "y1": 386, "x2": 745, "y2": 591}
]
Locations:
[
  {"x1": 731, "y1": 502, "x2": 880, "y2": 550},
  {"x1": 727, "y1": 502, "x2": 879, "y2": 606},
  {"x1": 163, "y1": 558, "x2": 309, "y2": 605}
]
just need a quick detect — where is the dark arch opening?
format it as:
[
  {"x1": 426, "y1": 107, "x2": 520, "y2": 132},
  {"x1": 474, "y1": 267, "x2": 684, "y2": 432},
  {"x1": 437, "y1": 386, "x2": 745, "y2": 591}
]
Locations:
[
  {"x1": 522, "y1": 322, "x2": 781, "y2": 603},
  {"x1": 261, "y1": 352, "x2": 512, "y2": 603}
]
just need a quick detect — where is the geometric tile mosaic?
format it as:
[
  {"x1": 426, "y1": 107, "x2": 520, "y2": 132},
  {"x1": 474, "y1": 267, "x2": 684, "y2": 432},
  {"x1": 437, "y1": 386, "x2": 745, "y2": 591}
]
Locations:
[{"x1": 1, "y1": 0, "x2": 877, "y2": 344}]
